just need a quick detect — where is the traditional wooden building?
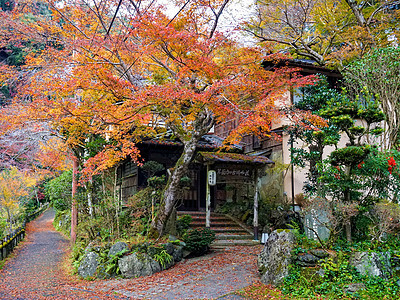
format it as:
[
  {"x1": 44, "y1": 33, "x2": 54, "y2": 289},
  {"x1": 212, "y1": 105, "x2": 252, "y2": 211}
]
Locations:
[
  {"x1": 117, "y1": 135, "x2": 273, "y2": 207},
  {"x1": 116, "y1": 134, "x2": 274, "y2": 239}
]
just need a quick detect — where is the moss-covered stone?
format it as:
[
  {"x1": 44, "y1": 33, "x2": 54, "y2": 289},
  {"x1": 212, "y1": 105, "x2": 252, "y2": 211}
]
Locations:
[{"x1": 257, "y1": 229, "x2": 295, "y2": 286}]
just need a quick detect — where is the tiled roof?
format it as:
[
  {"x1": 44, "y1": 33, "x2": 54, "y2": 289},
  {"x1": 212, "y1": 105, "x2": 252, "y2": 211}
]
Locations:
[
  {"x1": 140, "y1": 134, "x2": 242, "y2": 150},
  {"x1": 262, "y1": 58, "x2": 342, "y2": 78},
  {"x1": 197, "y1": 152, "x2": 274, "y2": 165}
]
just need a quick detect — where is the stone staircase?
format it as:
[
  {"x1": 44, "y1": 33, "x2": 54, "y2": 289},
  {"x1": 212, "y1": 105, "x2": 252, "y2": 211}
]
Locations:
[{"x1": 177, "y1": 211, "x2": 260, "y2": 247}]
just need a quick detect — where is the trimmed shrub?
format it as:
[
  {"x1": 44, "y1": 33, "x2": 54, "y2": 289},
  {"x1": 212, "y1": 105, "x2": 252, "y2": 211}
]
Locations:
[{"x1": 183, "y1": 228, "x2": 215, "y2": 256}]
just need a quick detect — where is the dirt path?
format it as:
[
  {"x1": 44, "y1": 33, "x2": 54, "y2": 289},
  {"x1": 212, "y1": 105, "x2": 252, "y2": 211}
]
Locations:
[{"x1": 0, "y1": 208, "x2": 262, "y2": 299}]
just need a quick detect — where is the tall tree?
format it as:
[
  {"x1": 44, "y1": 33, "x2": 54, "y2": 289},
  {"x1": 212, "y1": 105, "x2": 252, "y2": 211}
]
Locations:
[
  {"x1": 344, "y1": 47, "x2": 400, "y2": 148},
  {"x1": 245, "y1": 0, "x2": 400, "y2": 67},
  {"x1": 0, "y1": 0, "x2": 320, "y2": 237}
]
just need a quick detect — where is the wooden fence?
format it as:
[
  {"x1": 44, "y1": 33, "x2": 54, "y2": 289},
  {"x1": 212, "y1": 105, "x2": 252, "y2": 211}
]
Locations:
[{"x1": 0, "y1": 204, "x2": 49, "y2": 261}]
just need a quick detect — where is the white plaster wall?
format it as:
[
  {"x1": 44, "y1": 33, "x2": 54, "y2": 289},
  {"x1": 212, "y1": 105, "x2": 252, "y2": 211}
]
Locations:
[{"x1": 281, "y1": 118, "x2": 389, "y2": 204}]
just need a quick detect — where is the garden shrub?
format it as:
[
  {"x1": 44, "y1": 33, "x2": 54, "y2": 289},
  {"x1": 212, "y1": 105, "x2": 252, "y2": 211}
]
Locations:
[
  {"x1": 125, "y1": 188, "x2": 153, "y2": 236},
  {"x1": 183, "y1": 228, "x2": 215, "y2": 256},
  {"x1": 283, "y1": 246, "x2": 400, "y2": 299},
  {"x1": 176, "y1": 214, "x2": 192, "y2": 236}
]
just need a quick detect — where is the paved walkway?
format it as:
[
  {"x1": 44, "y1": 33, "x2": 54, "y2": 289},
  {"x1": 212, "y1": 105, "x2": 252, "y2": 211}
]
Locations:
[{"x1": 0, "y1": 208, "x2": 263, "y2": 299}]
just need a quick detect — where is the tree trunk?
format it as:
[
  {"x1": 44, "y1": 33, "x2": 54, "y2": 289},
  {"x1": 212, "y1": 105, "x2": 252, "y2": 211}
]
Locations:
[
  {"x1": 87, "y1": 179, "x2": 94, "y2": 218},
  {"x1": 114, "y1": 166, "x2": 120, "y2": 238},
  {"x1": 150, "y1": 139, "x2": 198, "y2": 237},
  {"x1": 71, "y1": 156, "x2": 79, "y2": 244},
  {"x1": 344, "y1": 165, "x2": 352, "y2": 242},
  {"x1": 35, "y1": 188, "x2": 40, "y2": 207},
  {"x1": 150, "y1": 108, "x2": 214, "y2": 237},
  {"x1": 345, "y1": 223, "x2": 352, "y2": 243},
  {"x1": 345, "y1": 0, "x2": 367, "y2": 26},
  {"x1": 253, "y1": 169, "x2": 259, "y2": 240}
]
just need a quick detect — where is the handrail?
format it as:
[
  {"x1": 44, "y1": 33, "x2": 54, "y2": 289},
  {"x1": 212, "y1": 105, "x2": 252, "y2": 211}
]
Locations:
[{"x1": 0, "y1": 203, "x2": 49, "y2": 261}]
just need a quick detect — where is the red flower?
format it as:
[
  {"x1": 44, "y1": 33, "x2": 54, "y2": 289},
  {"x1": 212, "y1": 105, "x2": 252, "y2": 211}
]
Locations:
[
  {"x1": 388, "y1": 157, "x2": 396, "y2": 167},
  {"x1": 357, "y1": 161, "x2": 365, "y2": 169},
  {"x1": 388, "y1": 157, "x2": 396, "y2": 174}
]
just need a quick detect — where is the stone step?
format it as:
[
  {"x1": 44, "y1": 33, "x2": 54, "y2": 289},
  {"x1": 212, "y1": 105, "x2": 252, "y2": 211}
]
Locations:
[
  {"x1": 189, "y1": 215, "x2": 232, "y2": 222},
  {"x1": 212, "y1": 239, "x2": 260, "y2": 247},
  {"x1": 178, "y1": 211, "x2": 222, "y2": 217},
  {"x1": 191, "y1": 221, "x2": 241, "y2": 228},
  {"x1": 191, "y1": 225, "x2": 247, "y2": 232},
  {"x1": 215, "y1": 234, "x2": 254, "y2": 240},
  {"x1": 178, "y1": 210, "x2": 256, "y2": 246}
]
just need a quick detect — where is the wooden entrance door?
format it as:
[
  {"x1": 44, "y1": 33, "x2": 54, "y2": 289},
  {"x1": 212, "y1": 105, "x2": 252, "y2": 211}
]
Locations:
[{"x1": 180, "y1": 167, "x2": 200, "y2": 211}]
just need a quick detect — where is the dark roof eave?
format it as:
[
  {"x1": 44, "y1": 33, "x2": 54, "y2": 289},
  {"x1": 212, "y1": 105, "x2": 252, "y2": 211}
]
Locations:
[
  {"x1": 262, "y1": 58, "x2": 342, "y2": 78},
  {"x1": 197, "y1": 151, "x2": 275, "y2": 165}
]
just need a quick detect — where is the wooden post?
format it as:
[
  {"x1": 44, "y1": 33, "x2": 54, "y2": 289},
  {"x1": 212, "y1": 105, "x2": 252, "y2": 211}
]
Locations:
[
  {"x1": 253, "y1": 168, "x2": 259, "y2": 241},
  {"x1": 206, "y1": 164, "x2": 211, "y2": 228}
]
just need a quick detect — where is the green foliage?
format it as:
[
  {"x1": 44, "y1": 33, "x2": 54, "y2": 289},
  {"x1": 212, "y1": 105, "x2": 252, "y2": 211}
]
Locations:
[
  {"x1": 147, "y1": 175, "x2": 166, "y2": 189},
  {"x1": 346, "y1": 47, "x2": 400, "y2": 91},
  {"x1": 77, "y1": 217, "x2": 107, "y2": 242},
  {"x1": 282, "y1": 265, "x2": 318, "y2": 298},
  {"x1": 130, "y1": 242, "x2": 173, "y2": 268},
  {"x1": 152, "y1": 249, "x2": 172, "y2": 269},
  {"x1": 125, "y1": 188, "x2": 153, "y2": 236},
  {"x1": 294, "y1": 75, "x2": 339, "y2": 113},
  {"x1": 0, "y1": 217, "x2": 7, "y2": 240},
  {"x1": 53, "y1": 210, "x2": 71, "y2": 237},
  {"x1": 84, "y1": 135, "x2": 108, "y2": 158},
  {"x1": 141, "y1": 161, "x2": 165, "y2": 177},
  {"x1": 71, "y1": 240, "x2": 87, "y2": 273},
  {"x1": 284, "y1": 248, "x2": 400, "y2": 299},
  {"x1": 179, "y1": 176, "x2": 191, "y2": 187},
  {"x1": 23, "y1": 197, "x2": 39, "y2": 216},
  {"x1": 292, "y1": 225, "x2": 320, "y2": 250},
  {"x1": 0, "y1": 85, "x2": 10, "y2": 107},
  {"x1": 102, "y1": 248, "x2": 129, "y2": 275},
  {"x1": 330, "y1": 145, "x2": 371, "y2": 167},
  {"x1": 44, "y1": 170, "x2": 72, "y2": 211},
  {"x1": 183, "y1": 228, "x2": 215, "y2": 256},
  {"x1": 176, "y1": 214, "x2": 192, "y2": 237}
]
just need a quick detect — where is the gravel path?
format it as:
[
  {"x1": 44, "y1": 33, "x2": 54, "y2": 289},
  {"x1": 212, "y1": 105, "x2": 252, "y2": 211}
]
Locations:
[{"x1": 0, "y1": 208, "x2": 262, "y2": 299}]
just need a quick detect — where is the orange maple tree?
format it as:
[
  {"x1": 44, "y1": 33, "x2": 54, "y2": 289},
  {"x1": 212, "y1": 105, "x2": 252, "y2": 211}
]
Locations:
[{"x1": 0, "y1": 0, "x2": 320, "y2": 237}]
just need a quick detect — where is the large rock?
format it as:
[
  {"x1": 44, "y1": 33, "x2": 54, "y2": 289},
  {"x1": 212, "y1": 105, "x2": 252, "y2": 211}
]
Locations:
[
  {"x1": 164, "y1": 242, "x2": 183, "y2": 263},
  {"x1": 78, "y1": 251, "x2": 99, "y2": 278},
  {"x1": 350, "y1": 252, "x2": 392, "y2": 278},
  {"x1": 108, "y1": 241, "x2": 129, "y2": 258},
  {"x1": 344, "y1": 283, "x2": 366, "y2": 294},
  {"x1": 257, "y1": 229, "x2": 295, "y2": 286},
  {"x1": 296, "y1": 253, "x2": 320, "y2": 267},
  {"x1": 118, "y1": 252, "x2": 161, "y2": 278},
  {"x1": 304, "y1": 208, "x2": 331, "y2": 242},
  {"x1": 310, "y1": 249, "x2": 330, "y2": 259},
  {"x1": 164, "y1": 242, "x2": 175, "y2": 256},
  {"x1": 172, "y1": 245, "x2": 183, "y2": 263}
]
